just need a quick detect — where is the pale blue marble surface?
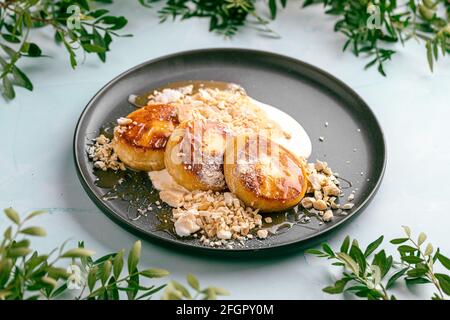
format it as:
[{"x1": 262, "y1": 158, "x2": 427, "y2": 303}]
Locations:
[{"x1": 0, "y1": 1, "x2": 449, "y2": 299}]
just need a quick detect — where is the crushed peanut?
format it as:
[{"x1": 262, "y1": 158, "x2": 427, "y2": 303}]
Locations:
[
  {"x1": 300, "y1": 160, "x2": 356, "y2": 223},
  {"x1": 264, "y1": 217, "x2": 273, "y2": 224},
  {"x1": 87, "y1": 135, "x2": 125, "y2": 171},
  {"x1": 169, "y1": 189, "x2": 263, "y2": 246},
  {"x1": 323, "y1": 210, "x2": 334, "y2": 222},
  {"x1": 342, "y1": 203, "x2": 355, "y2": 210},
  {"x1": 257, "y1": 229, "x2": 269, "y2": 239},
  {"x1": 148, "y1": 84, "x2": 289, "y2": 140}
]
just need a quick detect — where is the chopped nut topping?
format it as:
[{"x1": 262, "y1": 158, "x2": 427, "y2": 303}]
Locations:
[
  {"x1": 87, "y1": 134, "x2": 125, "y2": 171},
  {"x1": 300, "y1": 160, "x2": 352, "y2": 222},
  {"x1": 257, "y1": 229, "x2": 268, "y2": 239},
  {"x1": 323, "y1": 210, "x2": 333, "y2": 222},
  {"x1": 313, "y1": 199, "x2": 327, "y2": 211},
  {"x1": 323, "y1": 184, "x2": 340, "y2": 197},
  {"x1": 301, "y1": 197, "x2": 314, "y2": 209},
  {"x1": 314, "y1": 160, "x2": 327, "y2": 172},
  {"x1": 168, "y1": 187, "x2": 262, "y2": 244},
  {"x1": 342, "y1": 203, "x2": 355, "y2": 210},
  {"x1": 264, "y1": 217, "x2": 273, "y2": 224},
  {"x1": 314, "y1": 190, "x2": 323, "y2": 200}
]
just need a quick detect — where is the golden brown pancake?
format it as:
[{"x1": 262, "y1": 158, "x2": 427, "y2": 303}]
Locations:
[
  {"x1": 224, "y1": 134, "x2": 308, "y2": 212},
  {"x1": 164, "y1": 120, "x2": 227, "y2": 191},
  {"x1": 112, "y1": 103, "x2": 179, "y2": 171}
]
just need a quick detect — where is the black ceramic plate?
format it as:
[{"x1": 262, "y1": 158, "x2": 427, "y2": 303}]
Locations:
[{"x1": 74, "y1": 48, "x2": 386, "y2": 255}]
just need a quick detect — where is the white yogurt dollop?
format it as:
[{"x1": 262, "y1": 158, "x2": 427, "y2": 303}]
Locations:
[{"x1": 250, "y1": 98, "x2": 312, "y2": 159}]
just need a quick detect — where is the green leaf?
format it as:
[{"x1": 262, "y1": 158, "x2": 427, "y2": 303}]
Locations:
[
  {"x1": 25, "y1": 253, "x2": 48, "y2": 275},
  {"x1": 101, "y1": 260, "x2": 112, "y2": 285},
  {"x1": 4, "y1": 208, "x2": 20, "y2": 224},
  {"x1": 435, "y1": 273, "x2": 450, "y2": 296},
  {"x1": 0, "y1": 259, "x2": 13, "y2": 287},
  {"x1": 336, "y1": 252, "x2": 359, "y2": 275},
  {"x1": 8, "y1": 247, "x2": 32, "y2": 258},
  {"x1": 204, "y1": 287, "x2": 217, "y2": 300},
  {"x1": 136, "y1": 284, "x2": 167, "y2": 300},
  {"x1": 0, "y1": 43, "x2": 16, "y2": 57},
  {"x1": 340, "y1": 236, "x2": 350, "y2": 253},
  {"x1": 401, "y1": 255, "x2": 423, "y2": 264},
  {"x1": 26, "y1": 43, "x2": 42, "y2": 57},
  {"x1": 419, "y1": 4, "x2": 435, "y2": 21},
  {"x1": 170, "y1": 280, "x2": 191, "y2": 298},
  {"x1": 405, "y1": 277, "x2": 431, "y2": 285},
  {"x1": 20, "y1": 226, "x2": 47, "y2": 237},
  {"x1": 322, "y1": 243, "x2": 335, "y2": 257},
  {"x1": 23, "y1": 11, "x2": 32, "y2": 28},
  {"x1": 11, "y1": 239, "x2": 30, "y2": 249},
  {"x1": 2, "y1": 75, "x2": 15, "y2": 100},
  {"x1": 98, "y1": 16, "x2": 128, "y2": 30},
  {"x1": 390, "y1": 238, "x2": 409, "y2": 244},
  {"x1": 41, "y1": 276, "x2": 57, "y2": 287},
  {"x1": 323, "y1": 278, "x2": 349, "y2": 294},
  {"x1": 47, "y1": 267, "x2": 69, "y2": 279},
  {"x1": 417, "y1": 232, "x2": 427, "y2": 246},
  {"x1": 82, "y1": 44, "x2": 106, "y2": 53},
  {"x1": 50, "y1": 283, "x2": 68, "y2": 298},
  {"x1": 64, "y1": 43, "x2": 77, "y2": 69},
  {"x1": 140, "y1": 268, "x2": 170, "y2": 278},
  {"x1": 386, "y1": 267, "x2": 408, "y2": 289},
  {"x1": 372, "y1": 250, "x2": 392, "y2": 278},
  {"x1": 128, "y1": 240, "x2": 141, "y2": 273},
  {"x1": 89, "y1": 9, "x2": 109, "y2": 18},
  {"x1": 187, "y1": 273, "x2": 200, "y2": 291},
  {"x1": 364, "y1": 236, "x2": 384, "y2": 257},
  {"x1": 371, "y1": 265, "x2": 382, "y2": 286},
  {"x1": 61, "y1": 248, "x2": 95, "y2": 258},
  {"x1": 269, "y1": 0, "x2": 277, "y2": 19},
  {"x1": 305, "y1": 249, "x2": 324, "y2": 256},
  {"x1": 93, "y1": 28, "x2": 106, "y2": 62},
  {"x1": 349, "y1": 244, "x2": 366, "y2": 275},
  {"x1": 4, "y1": 226, "x2": 12, "y2": 239},
  {"x1": 113, "y1": 249, "x2": 124, "y2": 279},
  {"x1": 88, "y1": 266, "x2": 98, "y2": 292},
  {"x1": 436, "y1": 253, "x2": 450, "y2": 270},
  {"x1": 397, "y1": 245, "x2": 417, "y2": 253},
  {"x1": 407, "y1": 267, "x2": 428, "y2": 278},
  {"x1": 2, "y1": 33, "x2": 20, "y2": 43}
]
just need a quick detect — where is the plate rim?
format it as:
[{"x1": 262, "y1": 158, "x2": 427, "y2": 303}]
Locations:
[{"x1": 73, "y1": 48, "x2": 387, "y2": 254}]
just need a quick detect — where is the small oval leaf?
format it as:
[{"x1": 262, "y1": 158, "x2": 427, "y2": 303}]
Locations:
[
  {"x1": 20, "y1": 226, "x2": 47, "y2": 237},
  {"x1": 4, "y1": 208, "x2": 20, "y2": 224},
  {"x1": 127, "y1": 241, "x2": 141, "y2": 273},
  {"x1": 140, "y1": 268, "x2": 170, "y2": 278},
  {"x1": 187, "y1": 273, "x2": 200, "y2": 291},
  {"x1": 61, "y1": 248, "x2": 95, "y2": 258},
  {"x1": 113, "y1": 249, "x2": 124, "y2": 279}
]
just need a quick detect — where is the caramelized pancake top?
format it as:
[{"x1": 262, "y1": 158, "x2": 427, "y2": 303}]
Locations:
[
  {"x1": 226, "y1": 135, "x2": 307, "y2": 202},
  {"x1": 117, "y1": 104, "x2": 179, "y2": 150},
  {"x1": 167, "y1": 120, "x2": 227, "y2": 190}
]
